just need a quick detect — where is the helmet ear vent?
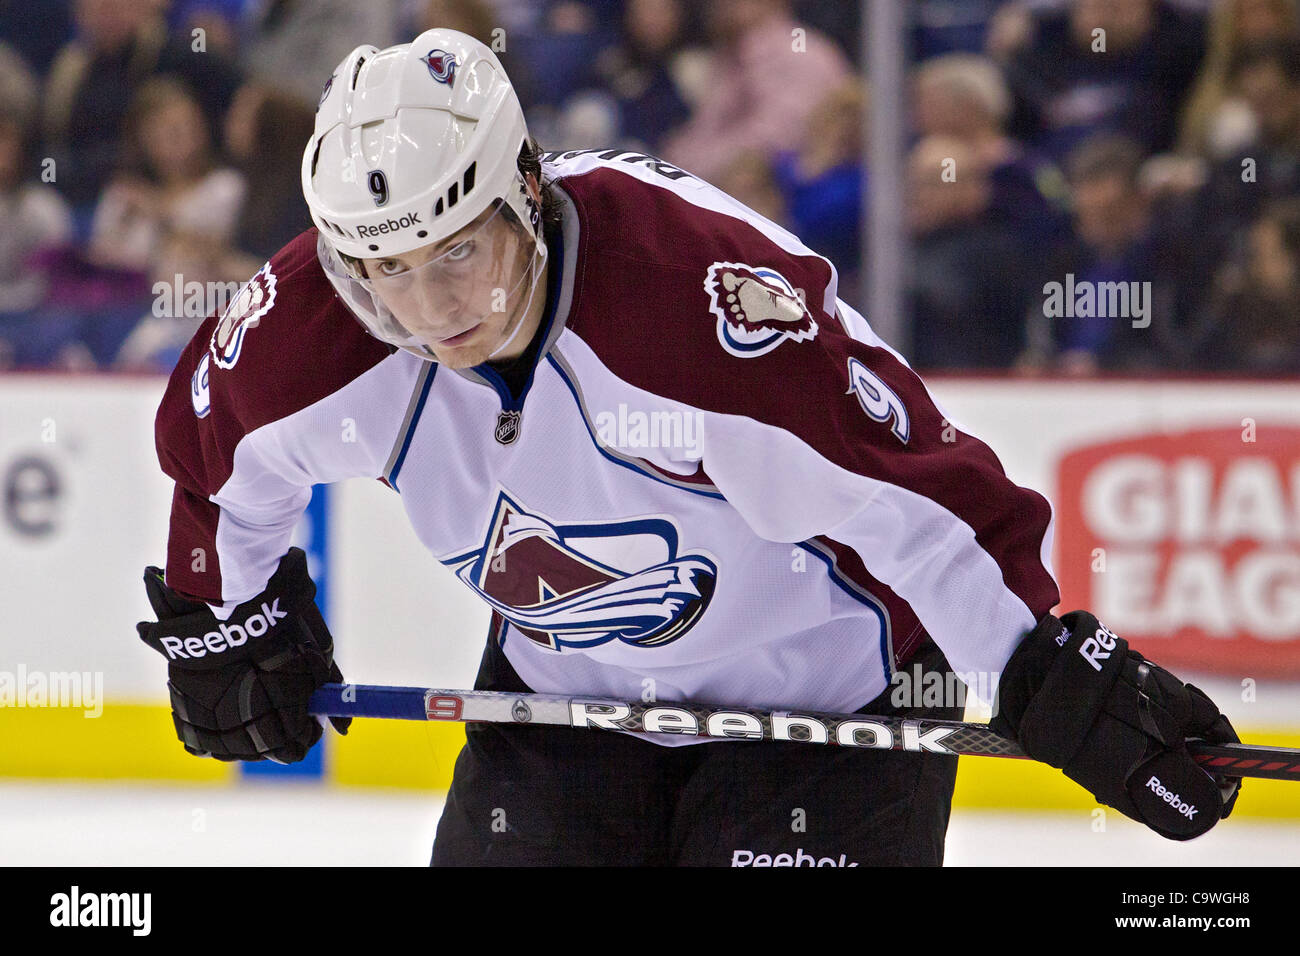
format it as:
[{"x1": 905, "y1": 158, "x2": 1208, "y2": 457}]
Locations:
[
  {"x1": 351, "y1": 55, "x2": 367, "y2": 88},
  {"x1": 310, "y1": 140, "x2": 322, "y2": 178}
]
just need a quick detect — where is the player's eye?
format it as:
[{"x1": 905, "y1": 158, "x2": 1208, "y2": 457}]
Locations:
[
  {"x1": 375, "y1": 259, "x2": 408, "y2": 277},
  {"x1": 444, "y1": 240, "x2": 475, "y2": 263}
]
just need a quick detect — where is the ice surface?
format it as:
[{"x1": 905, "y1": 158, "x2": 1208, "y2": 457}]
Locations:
[{"x1": 0, "y1": 780, "x2": 1292, "y2": 866}]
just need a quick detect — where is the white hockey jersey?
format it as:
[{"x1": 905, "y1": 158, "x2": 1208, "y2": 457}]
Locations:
[{"x1": 153, "y1": 149, "x2": 1060, "y2": 743}]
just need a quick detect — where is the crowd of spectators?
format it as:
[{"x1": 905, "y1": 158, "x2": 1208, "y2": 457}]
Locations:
[{"x1": 1, "y1": 0, "x2": 1298, "y2": 374}]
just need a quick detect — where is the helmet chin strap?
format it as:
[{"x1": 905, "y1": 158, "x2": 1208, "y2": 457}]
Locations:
[{"x1": 488, "y1": 239, "x2": 548, "y2": 360}]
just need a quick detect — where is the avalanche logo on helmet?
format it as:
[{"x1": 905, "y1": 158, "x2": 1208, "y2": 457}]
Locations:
[
  {"x1": 318, "y1": 72, "x2": 335, "y2": 109},
  {"x1": 445, "y1": 490, "x2": 718, "y2": 651},
  {"x1": 210, "y1": 262, "x2": 277, "y2": 370},
  {"x1": 704, "y1": 262, "x2": 818, "y2": 358},
  {"x1": 424, "y1": 49, "x2": 458, "y2": 86}
]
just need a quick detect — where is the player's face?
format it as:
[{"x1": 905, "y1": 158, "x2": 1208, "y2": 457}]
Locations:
[{"x1": 362, "y1": 202, "x2": 540, "y2": 369}]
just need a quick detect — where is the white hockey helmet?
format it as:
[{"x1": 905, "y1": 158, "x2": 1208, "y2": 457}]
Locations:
[{"x1": 302, "y1": 28, "x2": 546, "y2": 359}]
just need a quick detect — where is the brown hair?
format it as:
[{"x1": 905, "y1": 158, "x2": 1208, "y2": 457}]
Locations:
[
  {"x1": 121, "y1": 76, "x2": 213, "y2": 181},
  {"x1": 1260, "y1": 196, "x2": 1300, "y2": 256},
  {"x1": 519, "y1": 137, "x2": 565, "y2": 229},
  {"x1": 239, "y1": 87, "x2": 316, "y2": 242},
  {"x1": 1066, "y1": 133, "x2": 1145, "y2": 188}
]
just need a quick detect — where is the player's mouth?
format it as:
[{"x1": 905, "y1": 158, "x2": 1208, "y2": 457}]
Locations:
[{"x1": 437, "y1": 324, "x2": 481, "y2": 346}]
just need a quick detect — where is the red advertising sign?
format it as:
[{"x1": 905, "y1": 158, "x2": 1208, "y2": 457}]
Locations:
[{"x1": 1055, "y1": 425, "x2": 1300, "y2": 678}]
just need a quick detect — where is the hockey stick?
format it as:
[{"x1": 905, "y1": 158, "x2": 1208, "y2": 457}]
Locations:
[{"x1": 307, "y1": 683, "x2": 1300, "y2": 781}]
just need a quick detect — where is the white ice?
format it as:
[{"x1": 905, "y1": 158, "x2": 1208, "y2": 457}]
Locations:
[{"x1": 0, "y1": 780, "x2": 1294, "y2": 866}]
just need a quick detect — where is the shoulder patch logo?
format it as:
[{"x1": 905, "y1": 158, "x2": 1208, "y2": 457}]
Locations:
[
  {"x1": 704, "y1": 262, "x2": 818, "y2": 358},
  {"x1": 210, "y1": 261, "x2": 276, "y2": 370}
]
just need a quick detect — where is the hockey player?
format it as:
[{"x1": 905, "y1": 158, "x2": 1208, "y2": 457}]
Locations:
[{"x1": 136, "y1": 29, "x2": 1242, "y2": 865}]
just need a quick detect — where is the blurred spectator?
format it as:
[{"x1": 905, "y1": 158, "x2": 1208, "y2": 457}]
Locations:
[
  {"x1": 914, "y1": 52, "x2": 1071, "y2": 247},
  {"x1": 0, "y1": 0, "x2": 76, "y2": 78},
  {"x1": 1004, "y1": 0, "x2": 1207, "y2": 161},
  {"x1": 167, "y1": 0, "x2": 249, "y2": 60},
  {"x1": 87, "y1": 77, "x2": 246, "y2": 275},
  {"x1": 414, "y1": 0, "x2": 498, "y2": 43},
  {"x1": 1225, "y1": 36, "x2": 1300, "y2": 164},
  {"x1": 583, "y1": 0, "x2": 704, "y2": 151},
  {"x1": 41, "y1": 0, "x2": 243, "y2": 208},
  {"x1": 63, "y1": 77, "x2": 245, "y2": 368},
  {"x1": 985, "y1": 3, "x2": 1037, "y2": 64},
  {"x1": 1194, "y1": 196, "x2": 1300, "y2": 370},
  {"x1": 712, "y1": 150, "x2": 786, "y2": 227},
  {"x1": 499, "y1": 1, "x2": 623, "y2": 146},
  {"x1": 114, "y1": 77, "x2": 317, "y2": 371},
  {"x1": 905, "y1": 135, "x2": 1036, "y2": 369},
  {"x1": 771, "y1": 80, "x2": 866, "y2": 301},
  {"x1": 1177, "y1": 38, "x2": 1300, "y2": 288},
  {"x1": 912, "y1": 0, "x2": 1008, "y2": 61},
  {"x1": 0, "y1": 45, "x2": 75, "y2": 369},
  {"x1": 659, "y1": 0, "x2": 852, "y2": 183},
  {"x1": 238, "y1": 0, "x2": 398, "y2": 108},
  {"x1": 1178, "y1": 0, "x2": 1299, "y2": 158},
  {"x1": 547, "y1": 88, "x2": 624, "y2": 149},
  {"x1": 223, "y1": 83, "x2": 314, "y2": 263},
  {"x1": 792, "y1": 0, "x2": 858, "y2": 64},
  {"x1": 1045, "y1": 134, "x2": 1175, "y2": 373}
]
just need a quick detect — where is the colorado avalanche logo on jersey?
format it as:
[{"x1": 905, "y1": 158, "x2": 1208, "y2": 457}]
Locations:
[
  {"x1": 447, "y1": 491, "x2": 717, "y2": 651},
  {"x1": 210, "y1": 261, "x2": 276, "y2": 370},
  {"x1": 424, "y1": 49, "x2": 458, "y2": 87},
  {"x1": 704, "y1": 261, "x2": 818, "y2": 358}
]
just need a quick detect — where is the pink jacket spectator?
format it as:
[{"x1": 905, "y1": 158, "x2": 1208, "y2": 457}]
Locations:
[{"x1": 661, "y1": 12, "x2": 853, "y2": 183}]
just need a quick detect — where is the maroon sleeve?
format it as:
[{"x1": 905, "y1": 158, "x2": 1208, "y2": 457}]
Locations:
[{"x1": 153, "y1": 228, "x2": 391, "y2": 602}]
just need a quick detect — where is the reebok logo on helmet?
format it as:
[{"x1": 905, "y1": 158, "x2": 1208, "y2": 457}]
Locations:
[{"x1": 357, "y1": 212, "x2": 423, "y2": 238}]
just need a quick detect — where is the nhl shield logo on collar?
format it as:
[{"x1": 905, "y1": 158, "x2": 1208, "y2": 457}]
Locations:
[{"x1": 495, "y1": 410, "x2": 521, "y2": 444}]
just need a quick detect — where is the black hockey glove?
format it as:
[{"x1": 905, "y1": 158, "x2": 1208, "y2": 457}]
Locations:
[
  {"x1": 990, "y1": 611, "x2": 1241, "y2": 841},
  {"x1": 136, "y1": 547, "x2": 349, "y2": 763}
]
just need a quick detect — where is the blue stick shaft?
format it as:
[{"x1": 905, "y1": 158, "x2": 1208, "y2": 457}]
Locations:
[{"x1": 310, "y1": 683, "x2": 429, "y2": 720}]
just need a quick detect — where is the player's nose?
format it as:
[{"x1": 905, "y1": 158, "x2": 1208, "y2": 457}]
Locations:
[{"x1": 408, "y1": 275, "x2": 464, "y2": 331}]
